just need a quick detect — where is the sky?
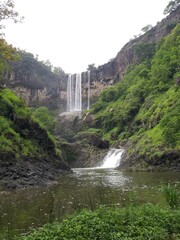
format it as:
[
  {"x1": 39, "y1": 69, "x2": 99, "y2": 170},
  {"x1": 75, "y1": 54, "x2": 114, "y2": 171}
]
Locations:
[{"x1": 4, "y1": 0, "x2": 170, "y2": 74}]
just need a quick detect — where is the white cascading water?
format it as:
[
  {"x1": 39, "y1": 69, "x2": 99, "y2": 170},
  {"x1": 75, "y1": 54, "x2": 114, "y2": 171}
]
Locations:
[
  {"x1": 67, "y1": 73, "x2": 82, "y2": 112},
  {"x1": 67, "y1": 71, "x2": 90, "y2": 112},
  {"x1": 74, "y1": 73, "x2": 82, "y2": 111},
  {"x1": 99, "y1": 149, "x2": 124, "y2": 168},
  {"x1": 67, "y1": 74, "x2": 73, "y2": 112}
]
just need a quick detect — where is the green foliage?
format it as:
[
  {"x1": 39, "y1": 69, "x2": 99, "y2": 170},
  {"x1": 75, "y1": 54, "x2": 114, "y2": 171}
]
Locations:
[
  {"x1": 0, "y1": 88, "x2": 23, "y2": 106},
  {"x1": 0, "y1": 115, "x2": 38, "y2": 158},
  {"x1": 16, "y1": 204, "x2": 180, "y2": 240},
  {"x1": 0, "y1": 88, "x2": 24, "y2": 117},
  {"x1": 164, "y1": 0, "x2": 180, "y2": 15},
  {"x1": 11, "y1": 50, "x2": 66, "y2": 90},
  {"x1": 151, "y1": 24, "x2": 180, "y2": 86},
  {"x1": 87, "y1": 63, "x2": 96, "y2": 71},
  {"x1": 134, "y1": 43, "x2": 156, "y2": 62},
  {"x1": 160, "y1": 110, "x2": 180, "y2": 146},
  {"x1": 32, "y1": 107, "x2": 54, "y2": 133},
  {"x1": 141, "y1": 24, "x2": 153, "y2": 33},
  {"x1": 0, "y1": 0, "x2": 23, "y2": 35},
  {"x1": 100, "y1": 86, "x2": 119, "y2": 102},
  {"x1": 90, "y1": 24, "x2": 180, "y2": 164},
  {"x1": 0, "y1": 39, "x2": 19, "y2": 80},
  {"x1": 92, "y1": 62, "x2": 151, "y2": 135},
  {"x1": 0, "y1": 0, "x2": 22, "y2": 79},
  {"x1": 0, "y1": 88, "x2": 61, "y2": 160},
  {"x1": 163, "y1": 183, "x2": 180, "y2": 209}
]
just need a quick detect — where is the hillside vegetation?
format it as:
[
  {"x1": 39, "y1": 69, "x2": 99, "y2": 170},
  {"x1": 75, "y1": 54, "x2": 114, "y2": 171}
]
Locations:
[
  {"x1": 89, "y1": 24, "x2": 180, "y2": 169},
  {"x1": 0, "y1": 87, "x2": 70, "y2": 189}
]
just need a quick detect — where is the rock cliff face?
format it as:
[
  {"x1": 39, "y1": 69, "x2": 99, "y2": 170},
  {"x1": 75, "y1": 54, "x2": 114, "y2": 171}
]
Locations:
[
  {"x1": 77, "y1": 7, "x2": 180, "y2": 107},
  {"x1": 5, "y1": 7, "x2": 180, "y2": 112},
  {"x1": 4, "y1": 51, "x2": 68, "y2": 111},
  {"x1": 114, "y1": 7, "x2": 180, "y2": 79},
  {"x1": 90, "y1": 6, "x2": 180, "y2": 83}
]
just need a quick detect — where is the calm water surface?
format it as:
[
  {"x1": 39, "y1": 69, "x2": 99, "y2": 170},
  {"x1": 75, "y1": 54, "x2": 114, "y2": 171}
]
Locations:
[{"x1": 0, "y1": 168, "x2": 180, "y2": 239}]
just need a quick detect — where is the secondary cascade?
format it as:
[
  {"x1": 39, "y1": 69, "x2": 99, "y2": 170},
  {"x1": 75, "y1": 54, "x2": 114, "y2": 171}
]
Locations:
[{"x1": 99, "y1": 149, "x2": 124, "y2": 168}]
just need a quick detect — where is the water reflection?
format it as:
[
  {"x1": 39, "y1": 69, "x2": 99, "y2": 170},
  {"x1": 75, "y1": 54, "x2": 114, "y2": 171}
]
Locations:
[
  {"x1": 0, "y1": 169, "x2": 180, "y2": 239},
  {"x1": 72, "y1": 168, "x2": 131, "y2": 188}
]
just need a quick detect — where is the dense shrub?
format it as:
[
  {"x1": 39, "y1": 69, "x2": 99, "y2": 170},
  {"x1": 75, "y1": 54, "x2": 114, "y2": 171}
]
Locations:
[{"x1": 16, "y1": 204, "x2": 180, "y2": 240}]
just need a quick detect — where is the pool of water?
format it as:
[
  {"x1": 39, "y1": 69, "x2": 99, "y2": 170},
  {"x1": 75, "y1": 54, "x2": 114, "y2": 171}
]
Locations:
[{"x1": 0, "y1": 168, "x2": 180, "y2": 239}]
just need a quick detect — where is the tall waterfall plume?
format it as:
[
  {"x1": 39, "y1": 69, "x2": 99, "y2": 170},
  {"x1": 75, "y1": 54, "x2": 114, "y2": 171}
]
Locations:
[
  {"x1": 67, "y1": 71, "x2": 91, "y2": 112},
  {"x1": 67, "y1": 73, "x2": 82, "y2": 112}
]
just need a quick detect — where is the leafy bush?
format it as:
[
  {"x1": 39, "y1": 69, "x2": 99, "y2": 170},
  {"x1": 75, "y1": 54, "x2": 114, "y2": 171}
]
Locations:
[
  {"x1": 135, "y1": 43, "x2": 156, "y2": 62},
  {"x1": 16, "y1": 204, "x2": 180, "y2": 240},
  {"x1": 163, "y1": 183, "x2": 180, "y2": 209}
]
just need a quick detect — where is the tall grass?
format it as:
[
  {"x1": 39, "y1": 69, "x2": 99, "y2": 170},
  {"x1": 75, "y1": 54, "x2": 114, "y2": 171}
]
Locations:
[{"x1": 163, "y1": 183, "x2": 179, "y2": 209}]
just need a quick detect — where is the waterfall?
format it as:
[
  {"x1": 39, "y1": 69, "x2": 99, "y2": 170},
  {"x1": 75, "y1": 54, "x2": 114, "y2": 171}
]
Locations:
[
  {"x1": 99, "y1": 149, "x2": 124, "y2": 168},
  {"x1": 74, "y1": 73, "x2": 82, "y2": 111},
  {"x1": 67, "y1": 73, "x2": 82, "y2": 112},
  {"x1": 87, "y1": 71, "x2": 90, "y2": 110},
  {"x1": 66, "y1": 71, "x2": 91, "y2": 112}
]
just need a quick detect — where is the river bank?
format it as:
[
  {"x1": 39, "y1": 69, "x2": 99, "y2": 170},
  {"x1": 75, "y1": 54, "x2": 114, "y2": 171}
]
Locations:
[
  {"x1": 15, "y1": 204, "x2": 180, "y2": 240},
  {"x1": 1, "y1": 168, "x2": 180, "y2": 239},
  {"x1": 0, "y1": 156, "x2": 71, "y2": 190}
]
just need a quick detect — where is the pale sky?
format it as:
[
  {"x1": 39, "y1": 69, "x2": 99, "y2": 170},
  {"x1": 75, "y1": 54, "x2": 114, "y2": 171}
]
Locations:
[{"x1": 4, "y1": 0, "x2": 170, "y2": 74}]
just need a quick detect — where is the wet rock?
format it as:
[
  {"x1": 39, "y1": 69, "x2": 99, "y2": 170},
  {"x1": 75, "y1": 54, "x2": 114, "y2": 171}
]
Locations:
[
  {"x1": 56, "y1": 112, "x2": 85, "y2": 141},
  {"x1": 117, "y1": 146, "x2": 180, "y2": 171},
  {"x1": 62, "y1": 141, "x2": 108, "y2": 168},
  {"x1": 89, "y1": 135, "x2": 109, "y2": 149},
  {"x1": 0, "y1": 156, "x2": 72, "y2": 190}
]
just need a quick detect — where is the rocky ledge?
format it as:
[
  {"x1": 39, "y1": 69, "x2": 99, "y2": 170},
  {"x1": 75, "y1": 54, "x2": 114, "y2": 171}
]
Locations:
[
  {"x1": 0, "y1": 155, "x2": 72, "y2": 190},
  {"x1": 117, "y1": 148, "x2": 180, "y2": 171}
]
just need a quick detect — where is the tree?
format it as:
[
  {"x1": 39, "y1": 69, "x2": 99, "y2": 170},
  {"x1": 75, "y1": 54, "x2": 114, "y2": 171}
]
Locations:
[
  {"x1": 87, "y1": 63, "x2": 96, "y2": 71},
  {"x1": 32, "y1": 107, "x2": 54, "y2": 133},
  {"x1": 141, "y1": 24, "x2": 153, "y2": 33},
  {"x1": 53, "y1": 66, "x2": 64, "y2": 76},
  {"x1": 0, "y1": 0, "x2": 23, "y2": 35},
  {"x1": 0, "y1": 38, "x2": 19, "y2": 81},
  {"x1": 41, "y1": 59, "x2": 53, "y2": 71},
  {"x1": 0, "y1": 0, "x2": 22, "y2": 81},
  {"x1": 163, "y1": 0, "x2": 180, "y2": 15}
]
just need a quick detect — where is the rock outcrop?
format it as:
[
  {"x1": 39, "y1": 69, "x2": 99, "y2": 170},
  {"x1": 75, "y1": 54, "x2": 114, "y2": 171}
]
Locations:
[
  {"x1": 56, "y1": 112, "x2": 109, "y2": 167},
  {"x1": 4, "y1": 51, "x2": 68, "y2": 111}
]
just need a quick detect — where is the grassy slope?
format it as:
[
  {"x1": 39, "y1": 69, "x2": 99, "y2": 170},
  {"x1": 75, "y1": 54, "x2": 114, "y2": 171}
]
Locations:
[
  {"x1": 0, "y1": 88, "x2": 71, "y2": 189},
  {"x1": 89, "y1": 24, "x2": 180, "y2": 169},
  {"x1": 0, "y1": 88, "x2": 60, "y2": 159}
]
